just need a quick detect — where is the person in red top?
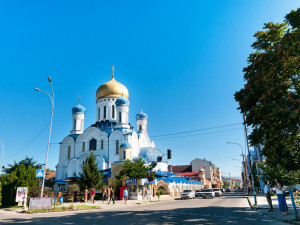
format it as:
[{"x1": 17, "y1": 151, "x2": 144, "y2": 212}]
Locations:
[{"x1": 91, "y1": 188, "x2": 96, "y2": 203}]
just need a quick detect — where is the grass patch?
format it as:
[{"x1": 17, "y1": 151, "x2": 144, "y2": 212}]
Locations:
[
  {"x1": 26, "y1": 205, "x2": 101, "y2": 214},
  {"x1": 149, "y1": 200, "x2": 160, "y2": 203}
]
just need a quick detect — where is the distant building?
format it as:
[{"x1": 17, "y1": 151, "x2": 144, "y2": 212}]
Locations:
[{"x1": 169, "y1": 158, "x2": 222, "y2": 188}]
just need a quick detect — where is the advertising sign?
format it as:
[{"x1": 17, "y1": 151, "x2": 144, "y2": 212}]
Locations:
[
  {"x1": 125, "y1": 178, "x2": 138, "y2": 185},
  {"x1": 15, "y1": 187, "x2": 28, "y2": 202},
  {"x1": 29, "y1": 197, "x2": 52, "y2": 210}
]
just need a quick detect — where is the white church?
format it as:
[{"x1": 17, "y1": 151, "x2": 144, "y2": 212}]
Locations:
[{"x1": 55, "y1": 67, "x2": 168, "y2": 182}]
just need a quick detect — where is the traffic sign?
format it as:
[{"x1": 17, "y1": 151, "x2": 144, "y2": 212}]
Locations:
[
  {"x1": 147, "y1": 169, "x2": 151, "y2": 174},
  {"x1": 36, "y1": 169, "x2": 44, "y2": 178}
]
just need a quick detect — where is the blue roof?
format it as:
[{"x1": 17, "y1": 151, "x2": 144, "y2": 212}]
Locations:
[
  {"x1": 68, "y1": 134, "x2": 80, "y2": 140},
  {"x1": 116, "y1": 97, "x2": 129, "y2": 107},
  {"x1": 72, "y1": 104, "x2": 86, "y2": 114},
  {"x1": 136, "y1": 110, "x2": 148, "y2": 120},
  {"x1": 120, "y1": 142, "x2": 132, "y2": 148},
  {"x1": 140, "y1": 147, "x2": 167, "y2": 163},
  {"x1": 155, "y1": 171, "x2": 176, "y2": 177}
]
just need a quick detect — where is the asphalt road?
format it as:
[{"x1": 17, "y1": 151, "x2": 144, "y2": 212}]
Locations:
[{"x1": 0, "y1": 190, "x2": 285, "y2": 225}]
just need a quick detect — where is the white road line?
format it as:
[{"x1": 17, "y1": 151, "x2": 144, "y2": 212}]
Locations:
[
  {"x1": 244, "y1": 218, "x2": 256, "y2": 220},
  {"x1": 261, "y1": 220, "x2": 274, "y2": 222}
]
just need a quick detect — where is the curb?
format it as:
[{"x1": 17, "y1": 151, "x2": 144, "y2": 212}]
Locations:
[{"x1": 247, "y1": 197, "x2": 299, "y2": 225}]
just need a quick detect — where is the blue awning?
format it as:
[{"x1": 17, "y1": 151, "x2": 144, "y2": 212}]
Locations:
[{"x1": 57, "y1": 182, "x2": 67, "y2": 185}]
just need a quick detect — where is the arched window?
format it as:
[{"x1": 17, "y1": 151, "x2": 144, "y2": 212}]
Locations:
[
  {"x1": 103, "y1": 106, "x2": 106, "y2": 119},
  {"x1": 82, "y1": 142, "x2": 85, "y2": 152},
  {"x1": 98, "y1": 108, "x2": 100, "y2": 120},
  {"x1": 119, "y1": 112, "x2": 122, "y2": 123},
  {"x1": 89, "y1": 138, "x2": 97, "y2": 151},
  {"x1": 68, "y1": 146, "x2": 71, "y2": 159},
  {"x1": 139, "y1": 125, "x2": 142, "y2": 130},
  {"x1": 73, "y1": 119, "x2": 76, "y2": 130},
  {"x1": 116, "y1": 140, "x2": 119, "y2": 154},
  {"x1": 112, "y1": 105, "x2": 115, "y2": 118},
  {"x1": 101, "y1": 140, "x2": 104, "y2": 149},
  {"x1": 123, "y1": 150, "x2": 126, "y2": 160}
]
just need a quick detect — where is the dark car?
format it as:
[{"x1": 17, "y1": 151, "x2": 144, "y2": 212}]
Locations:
[{"x1": 225, "y1": 188, "x2": 231, "y2": 192}]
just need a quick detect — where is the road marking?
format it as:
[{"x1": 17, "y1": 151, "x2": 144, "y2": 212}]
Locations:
[
  {"x1": 261, "y1": 220, "x2": 274, "y2": 222},
  {"x1": 244, "y1": 218, "x2": 256, "y2": 220}
]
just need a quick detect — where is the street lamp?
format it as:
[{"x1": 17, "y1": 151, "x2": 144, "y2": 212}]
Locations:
[
  {"x1": 34, "y1": 77, "x2": 54, "y2": 197},
  {"x1": 0, "y1": 139, "x2": 4, "y2": 175},
  {"x1": 227, "y1": 141, "x2": 257, "y2": 204}
]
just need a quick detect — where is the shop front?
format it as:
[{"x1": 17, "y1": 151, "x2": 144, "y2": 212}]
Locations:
[{"x1": 125, "y1": 178, "x2": 157, "y2": 200}]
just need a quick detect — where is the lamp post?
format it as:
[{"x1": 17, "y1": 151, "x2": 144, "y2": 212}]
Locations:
[
  {"x1": 34, "y1": 77, "x2": 54, "y2": 197},
  {"x1": 0, "y1": 139, "x2": 4, "y2": 175}
]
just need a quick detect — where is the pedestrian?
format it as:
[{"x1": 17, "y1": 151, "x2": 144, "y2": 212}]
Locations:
[
  {"x1": 108, "y1": 187, "x2": 115, "y2": 204},
  {"x1": 91, "y1": 188, "x2": 96, "y2": 203},
  {"x1": 107, "y1": 187, "x2": 111, "y2": 202},
  {"x1": 264, "y1": 181, "x2": 273, "y2": 211},
  {"x1": 102, "y1": 188, "x2": 106, "y2": 202},
  {"x1": 275, "y1": 178, "x2": 288, "y2": 215},
  {"x1": 123, "y1": 187, "x2": 128, "y2": 205}
]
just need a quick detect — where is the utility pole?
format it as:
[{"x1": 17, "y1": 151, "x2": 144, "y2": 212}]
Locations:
[
  {"x1": 243, "y1": 113, "x2": 257, "y2": 205},
  {"x1": 0, "y1": 139, "x2": 4, "y2": 175}
]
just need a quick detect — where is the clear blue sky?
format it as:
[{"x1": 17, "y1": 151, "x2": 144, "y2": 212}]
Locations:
[{"x1": 0, "y1": 1, "x2": 298, "y2": 177}]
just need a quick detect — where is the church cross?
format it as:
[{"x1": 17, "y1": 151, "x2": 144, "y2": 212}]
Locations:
[
  {"x1": 111, "y1": 65, "x2": 115, "y2": 78},
  {"x1": 78, "y1": 94, "x2": 81, "y2": 104}
]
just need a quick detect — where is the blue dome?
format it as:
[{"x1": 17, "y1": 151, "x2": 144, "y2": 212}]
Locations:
[
  {"x1": 116, "y1": 97, "x2": 129, "y2": 107},
  {"x1": 136, "y1": 111, "x2": 148, "y2": 120},
  {"x1": 72, "y1": 104, "x2": 86, "y2": 114},
  {"x1": 120, "y1": 142, "x2": 132, "y2": 148},
  {"x1": 139, "y1": 147, "x2": 167, "y2": 163}
]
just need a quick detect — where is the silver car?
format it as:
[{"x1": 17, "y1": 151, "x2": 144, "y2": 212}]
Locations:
[
  {"x1": 181, "y1": 190, "x2": 195, "y2": 199},
  {"x1": 213, "y1": 188, "x2": 222, "y2": 197}
]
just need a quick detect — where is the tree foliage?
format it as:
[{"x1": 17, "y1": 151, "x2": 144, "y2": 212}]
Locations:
[
  {"x1": 79, "y1": 152, "x2": 104, "y2": 191},
  {"x1": 0, "y1": 163, "x2": 39, "y2": 206},
  {"x1": 118, "y1": 158, "x2": 148, "y2": 178},
  {"x1": 235, "y1": 9, "x2": 300, "y2": 171},
  {"x1": 4, "y1": 156, "x2": 43, "y2": 174},
  {"x1": 258, "y1": 161, "x2": 300, "y2": 186}
]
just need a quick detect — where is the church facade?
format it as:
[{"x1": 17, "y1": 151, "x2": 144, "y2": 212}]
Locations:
[{"x1": 56, "y1": 67, "x2": 168, "y2": 181}]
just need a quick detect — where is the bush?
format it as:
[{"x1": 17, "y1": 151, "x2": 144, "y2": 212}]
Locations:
[{"x1": 160, "y1": 190, "x2": 165, "y2": 195}]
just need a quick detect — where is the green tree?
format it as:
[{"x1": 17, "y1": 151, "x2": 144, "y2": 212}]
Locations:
[
  {"x1": 119, "y1": 158, "x2": 148, "y2": 178},
  {"x1": 79, "y1": 152, "x2": 104, "y2": 191},
  {"x1": 4, "y1": 156, "x2": 42, "y2": 174},
  {"x1": 68, "y1": 184, "x2": 80, "y2": 208},
  {"x1": 235, "y1": 9, "x2": 300, "y2": 171}
]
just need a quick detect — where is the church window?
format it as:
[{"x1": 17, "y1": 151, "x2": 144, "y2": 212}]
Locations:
[
  {"x1": 67, "y1": 146, "x2": 71, "y2": 159},
  {"x1": 82, "y1": 142, "x2": 85, "y2": 152},
  {"x1": 89, "y1": 138, "x2": 97, "y2": 151},
  {"x1": 104, "y1": 106, "x2": 106, "y2": 119},
  {"x1": 116, "y1": 140, "x2": 119, "y2": 154},
  {"x1": 73, "y1": 119, "x2": 76, "y2": 130},
  {"x1": 83, "y1": 161, "x2": 85, "y2": 166},
  {"x1": 139, "y1": 125, "x2": 142, "y2": 130},
  {"x1": 112, "y1": 105, "x2": 115, "y2": 118},
  {"x1": 101, "y1": 140, "x2": 103, "y2": 149},
  {"x1": 123, "y1": 151, "x2": 126, "y2": 160},
  {"x1": 119, "y1": 112, "x2": 122, "y2": 123},
  {"x1": 98, "y1": 108, "x2": 100, "y2": 120}
]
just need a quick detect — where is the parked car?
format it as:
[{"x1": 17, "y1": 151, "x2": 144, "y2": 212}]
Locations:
[
  {"x1": 293, "y1": 184, "x2": 300, "y2": 195},
  {"x1": 225, "y1": 188, "x2": 231, "y2": 192},
  {"x1": 213, "y1": 188, "x2": 222, "y2": 197},
  {"x1": 181, "y1": 190, "x2": 195, "y2": 199},
  {"x1": 195, "y1": 190, "x2": 204, "y2": 197},
  {"x1": 202, "y1": 189, "x2": 215, "y2": 199}
]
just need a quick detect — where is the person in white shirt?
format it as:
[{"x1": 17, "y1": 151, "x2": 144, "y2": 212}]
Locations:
[{"x1": 264, "y1": 181, "x2": 273, "y2": 211}]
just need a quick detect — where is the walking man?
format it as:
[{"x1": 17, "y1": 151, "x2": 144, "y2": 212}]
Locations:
[
  {"x1": 91, "y1": 188, "x2": 96, "y2": 203},
  {"x1": 108, "y1": 187, "x2": 115, "y2": 204},
  {"x1": 123, "y1": 187, "x2": 128, "y2": 205},
  {"x1": 264, "y1": 181, "x2": 273, "y2": 211}
]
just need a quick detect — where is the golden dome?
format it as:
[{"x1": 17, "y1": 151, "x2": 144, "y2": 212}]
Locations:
[{"x1": 96, "y1": 76, "x2": 129, "y2": 100}]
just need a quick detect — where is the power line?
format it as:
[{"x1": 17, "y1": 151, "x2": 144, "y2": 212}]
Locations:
[
  {"x1": 5, "y1": 123, "x2": 50, "y2": 161},
  {"x1": 150, "y1": 122, "x2": 241, "y2": 138}
]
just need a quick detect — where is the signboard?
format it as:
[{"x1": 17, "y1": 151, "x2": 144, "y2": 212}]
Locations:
[
  {"x1": 29, "y1": 197, "x2": 52, "y2": 210},
  {"x1": 125, "y1": 178, "x2": 138, "y2": 185},
  {"x1": 36, "y1": 169, "x2": 44, "y2": 178},
  {"x1": 15, "y1": 187, "x2": 28, "y2": 202}
]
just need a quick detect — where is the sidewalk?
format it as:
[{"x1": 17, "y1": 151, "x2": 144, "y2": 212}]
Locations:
[{"x1": 248, "y1": 194, "x2": 300, "y2": 224}]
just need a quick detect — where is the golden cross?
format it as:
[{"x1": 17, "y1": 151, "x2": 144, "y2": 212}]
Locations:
[
  {"x1": 78, "y1": 94, "x2": 81, "y2": 104},
  {"x1": 111, "y1": 65, "x2": 115, "y2": 78}
]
